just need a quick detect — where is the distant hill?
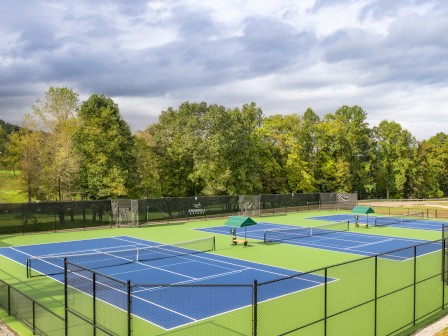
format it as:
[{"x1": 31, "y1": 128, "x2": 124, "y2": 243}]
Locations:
[
  {"x1": 0, "y1": 120, "x2": 20, "y2": 134},
  {"x1": 0, "y1": 119, "x2": 20, "y2": 154}
]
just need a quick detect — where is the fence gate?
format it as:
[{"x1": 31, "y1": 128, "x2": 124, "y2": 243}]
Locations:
[
  {"x1": 238, "y1": 195, "x2": 261, "y2": 217},
  {"x1": 111, "y1": 199, "x2": 138, "y2": 227}
]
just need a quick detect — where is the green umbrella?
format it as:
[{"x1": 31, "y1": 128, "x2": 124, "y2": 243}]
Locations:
[{"x1": 224, "y1": 216, "x2": 257, "y2": 241}]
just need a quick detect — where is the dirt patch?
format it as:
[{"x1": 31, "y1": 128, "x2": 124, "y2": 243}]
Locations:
[{"x1": 0, "y1": 320, "x2": 18, "y2": 336}]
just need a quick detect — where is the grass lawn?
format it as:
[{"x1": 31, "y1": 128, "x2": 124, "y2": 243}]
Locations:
[{"x1": 0, "y1": 170, "x2": 26, "y2": 203}]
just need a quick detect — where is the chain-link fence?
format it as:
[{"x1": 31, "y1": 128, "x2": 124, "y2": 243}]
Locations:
[
  {"x1": 0, "y1": 279, "x2": 65, "y2": 335},
  {"x1": 60, "y1": 238, "x2": 446, "y2": 336},
  {"x1": 1, "y1": 237, "x2": 446, "y2": 336},
  {"x1": 361, "y1": 204, "x2": 448, "y2": 220},
  {"x1": 0, "y1": 193, "x2": 358, "y2": 234}
]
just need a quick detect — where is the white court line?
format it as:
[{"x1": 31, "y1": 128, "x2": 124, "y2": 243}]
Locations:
[
  {"x1": 349, "y1": 238, "x2": 396, "y2": 249},
  {"x1": 177, "y1": 252, "x2": 324, "y2": 286},
  {"x1": 38, "y1": 242, "x2": 148, "y2": 257},
  {"x1": 131, "y1": 269, "x2": 247, "y2": 294},
  {"x1": 9, "y1": 247, "x2": 33, "y2": 257}
]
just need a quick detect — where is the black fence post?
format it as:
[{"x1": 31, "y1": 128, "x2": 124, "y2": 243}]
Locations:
[
  {"x1": 442, "y1": 225, "x2": 446, "y2": 284},
  {"x1": 374, "y1": 256, "x2": 378, "y2": 336},
  {"x1": 21, "y1": 202, "x2": 24, "y2": 235},
  {"x1": 253, "y1": 279, "x2": 258, "y2": 336},
  {"x1": 413, "y1": 246, "x2": 417, "y2": 325},
  {"x1": 324, "y1": 268, "x2": 328, "y2": 336},
  {"x1": 93, "y1": 272, "x2": 96, "y2": 336},
  {"x1": 7, "y1": 285, "x2": 10, "y2": 315},
  {"x1": 443, "y1": 237, "x2": 446, "y2": 309},
  {"x1": 32, "y1": 301, "x2": 36, "y2": 334},
  {"x1": 64, "y1": 258, "x2": 68, "y2": 336},
  {"x1": 127, "y1": 280, "x2": 132, "y2": 336}
]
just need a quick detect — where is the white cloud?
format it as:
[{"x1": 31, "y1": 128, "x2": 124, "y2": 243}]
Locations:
[{"x1": 0, "y1": 0, "x2": 447, "y2": 140}]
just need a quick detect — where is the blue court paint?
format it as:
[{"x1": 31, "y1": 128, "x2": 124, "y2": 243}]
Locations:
[
  {"x1": 309, "y1": 213, "x2": 445, "y2": 231},
  {"x1": 0, "y1": 236, "x2": 331, "y2": 330},
  {"x1": 197, "y1": 222, "x2": 441, "y2": 261}
]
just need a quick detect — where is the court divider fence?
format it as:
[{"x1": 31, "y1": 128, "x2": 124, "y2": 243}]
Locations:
[
  {"x1": 0, "y1": 278, "x2": 65, "y2": 335},
  {"x1": 361, "y1": 204, "x2": 448, "y2": 221},
  {"x1": 62, "y1": 237, "x2": 448, "y2": 336},
  {"x1": 0, "y1": 193, "x2": 357, "y2": 235}
]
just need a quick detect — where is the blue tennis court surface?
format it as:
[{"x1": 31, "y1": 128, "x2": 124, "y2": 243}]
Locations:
[
  {"x1": 197, "y1": 222, "x2": 441, "y2": 260},
  {"x1": 309, "y1": 213, "x2": 446, "y2": 231},
  {"x1": 0, "y1": 236, "x2": 331, "y2": 330}
]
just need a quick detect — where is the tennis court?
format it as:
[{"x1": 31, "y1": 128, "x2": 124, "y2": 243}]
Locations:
[
  {"x1": 197, "y1": 222, "x2": 441, "y2": 260},
  {"x1": 0, "y1": 236, "x2": 332, "y2": 330},
  {"x1": 310, "y1": 213, "x2": 444, "y2": 231}
]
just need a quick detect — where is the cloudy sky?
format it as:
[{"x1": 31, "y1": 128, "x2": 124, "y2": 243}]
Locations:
[{"x1": 1, "y1": 0, "x2": 447, "y2": 139}]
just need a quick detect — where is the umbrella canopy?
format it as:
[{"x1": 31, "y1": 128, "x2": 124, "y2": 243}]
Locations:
[
  {"x1": 224, "y1": 216, "x2": 257, "y2": 242},
  {"x1": 224, "y1": 216, "x2": 257, "y2": 228},
  {"x1": 352, "y1": 206, "x2": 374, "y2": 214}
]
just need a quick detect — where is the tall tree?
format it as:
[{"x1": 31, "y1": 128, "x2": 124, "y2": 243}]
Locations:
[
  {"x1": 257, "y1": 114, "x2": 291, "y2": 193},
  {"x1": 131, "y1": 131, "x2": 162, "y2": 198},
  {"x1": 30, "y1": 87, "x2": 81, "y2": 200},
  {"x1": 148, "y1": 102, "x2": 206, "y2": 196},
  {"x1": 333, "y1": 106, "x2": 375, "y2": 197},
  {"x1": 7, "y1": 125, "x2": 45, "y2": 202},
  {"x1": 286, "y1": 109, "x2": 320, "y2": 193},
  {"x1": 191, "y1": 103, "x2": 263, "y2": 195},
  {"x1": 373, "y1": 120, "x2": 417, "y2": 198},
  {"x1": 424, "y1": 133, "x2": 448, "y2": 196},
  {"x1": 314, "y1": 115, "x2": 352, "y2": 192},
  {"x1": 74, "y1": 94, "x2": 137, "y2": 199}
]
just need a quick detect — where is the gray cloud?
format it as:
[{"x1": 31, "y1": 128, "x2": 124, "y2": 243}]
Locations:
[{"x1": 0, "y1": 0, "x2": 448, "y2": 140}]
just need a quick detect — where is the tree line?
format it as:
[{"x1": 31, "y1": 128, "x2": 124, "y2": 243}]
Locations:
[{"x1": 0, "y1": 87, "x2": 447, "y2": 202}]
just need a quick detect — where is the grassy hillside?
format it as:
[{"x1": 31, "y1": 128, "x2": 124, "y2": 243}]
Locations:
[{"x1": 0, "y1": 170, "x2": 26, "y2": 203}]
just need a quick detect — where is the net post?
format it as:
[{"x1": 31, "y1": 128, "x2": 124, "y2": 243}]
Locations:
[
  {"x1": 26, "y1": 258, "x2": 29, "y2": 278},
  {"x1": 212, "y1": 236, "x2": 216, "y2": 251},
  {"x1": 253, "y1": 279, "x2": 258, "y2": 336}
]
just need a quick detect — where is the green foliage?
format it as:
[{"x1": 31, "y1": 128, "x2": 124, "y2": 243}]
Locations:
[
  {"x1": 5, "y1": 85, "x2": 448, "y2": 200},
  {"x1": 0, "y1": 170, "x2": 27, "y2": 203},
  {"x1": 373, "y1": 120, "x2": 418, "y2": 199},
  {"x1": 74, "y1": 94, "x2": 137, "y2": 199}
]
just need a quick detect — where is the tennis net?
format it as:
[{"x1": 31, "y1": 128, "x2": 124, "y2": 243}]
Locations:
[
  {"x1": 263, "y1": 221, "x2": 349, "y2": 243},
  {"x1": 26, "y1": 236, "x2": 215, "y2": 278},
  {"x1": 374, "y1": 212, "x2": 424, "y2": 227}
]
